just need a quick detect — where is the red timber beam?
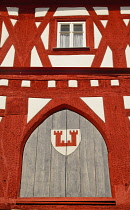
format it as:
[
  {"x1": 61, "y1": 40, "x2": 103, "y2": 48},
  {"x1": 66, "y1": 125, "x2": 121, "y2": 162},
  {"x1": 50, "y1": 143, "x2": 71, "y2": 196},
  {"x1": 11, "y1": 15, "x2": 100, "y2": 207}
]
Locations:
[
  {"x1": 0, "y1": 67, "x2": 130, "y2": 75},
  {"x1": 0, "y1": 0, "x2": 130, "y2": 7}
]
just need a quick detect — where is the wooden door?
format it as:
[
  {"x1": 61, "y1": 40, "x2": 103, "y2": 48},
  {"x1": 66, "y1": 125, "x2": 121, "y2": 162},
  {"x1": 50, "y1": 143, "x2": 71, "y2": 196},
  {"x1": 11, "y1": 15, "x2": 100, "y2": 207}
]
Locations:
[{"x1": 20, "y1": 110, "x2": 111, "y2": 197}]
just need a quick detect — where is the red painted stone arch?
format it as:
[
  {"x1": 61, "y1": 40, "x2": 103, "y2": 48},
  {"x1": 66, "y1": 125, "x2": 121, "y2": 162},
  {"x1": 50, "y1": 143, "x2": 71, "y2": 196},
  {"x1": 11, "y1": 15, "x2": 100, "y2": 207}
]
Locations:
[{"x1": 21, "y1": 97, "x2": 108, "y2": 154}]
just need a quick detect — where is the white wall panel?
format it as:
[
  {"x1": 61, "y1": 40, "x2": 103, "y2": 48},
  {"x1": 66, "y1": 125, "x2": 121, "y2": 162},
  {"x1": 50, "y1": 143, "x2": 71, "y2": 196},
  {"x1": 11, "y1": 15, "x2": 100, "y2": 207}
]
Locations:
[
  {"x1": 35, "y1": 8, "x2": 49, "y2": 17},
  {"x1": 125, "y1": 45, "x2": 130, "y2": 67},
  {"x1": 80, "y1": 97, "x2": 105, "y2": 122},
  {"x1": 31, "y1": 47, "x2": 43, "y2": 67},
  {"x1": 123, "y1": 96, "x2": 130, "y2": 109},
  {"x1": 6, "y1": 7, "x2": 19, "y2": 16},
  {"x1": 0, "y1": 79, "x2": 8, "y2": 86},
  {"x1": 101, "y1": 47, "x2": 113, "y2": 67},
  {"x1": 94, "y1": 24, "x2": 102, "y2": 48},
  {"x1": 93, "y1": 7, "x2": 109, "y2": 15},
  {"x1": 111, "y1": 80, "x2": 119, "y2": 86},
  {"x1": 0, "y1": 96, "x2": 6, "y2": 109},
  {"x1": 120, "y1": 7, "x2": 130, "y2": 14},
  {"x1": 101, "y1": 20, "x2": 108, "y2": 28},
  {"x1": 21, "y1": 80, "x2": 31, "y2": 87},
  {"x1": 35, "y1": 22, "x2": 41, "y2": 28},
  {"x1": 41, "y1": 24, "x2": 49, "y2": 49},
  {"x1": 27, "y1": 98, "x2": 51, "y2": 122},
  {"x1": 90, "y1": 80, "x2": 99, "y2": 87},
  {"x1": 123, "y1": 19, "x2": 129, "y2": 26},
  {"x1": 10, "y1": 19, "x2": 17, "y2": 26},
  {"x1": 49, "y1": 55, "x2": 95, "y2": 67},
  {"x1": 54, "y1": 7, "x2": 89, "y2": 16},
  {"x1": 1, "y1": 45, "x2": 15, "y2": 67},
  {"x1": 48, "y1": 80, "x2": 56, "y2": 87},
  {"x1": 68, "y1": 80, "x2": 78, "y2": 87},
  {"x1": 0, "y1": 22, "x2": 9, "y2": 48}
]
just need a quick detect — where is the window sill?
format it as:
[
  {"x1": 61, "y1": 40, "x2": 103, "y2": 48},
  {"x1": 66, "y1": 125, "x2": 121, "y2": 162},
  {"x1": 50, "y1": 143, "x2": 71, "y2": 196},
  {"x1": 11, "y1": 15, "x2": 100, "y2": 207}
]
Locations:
[{"x1": 53, "y1": 47, "x2": 90, "y2": 51}]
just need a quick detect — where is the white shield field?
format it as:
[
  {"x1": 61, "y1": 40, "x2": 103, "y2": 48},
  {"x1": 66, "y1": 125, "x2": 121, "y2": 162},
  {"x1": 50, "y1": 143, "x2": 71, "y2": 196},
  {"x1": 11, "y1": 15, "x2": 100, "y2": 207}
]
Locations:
[{"x1": 51, "y1": 129, "x2": 81, "y2": 155}]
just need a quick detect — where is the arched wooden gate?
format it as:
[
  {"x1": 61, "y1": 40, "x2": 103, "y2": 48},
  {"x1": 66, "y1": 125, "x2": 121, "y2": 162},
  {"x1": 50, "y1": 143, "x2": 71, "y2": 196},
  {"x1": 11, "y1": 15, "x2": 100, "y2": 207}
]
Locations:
[{"x1": 20, "y1": 110, "x2": 111, "y2": 197}]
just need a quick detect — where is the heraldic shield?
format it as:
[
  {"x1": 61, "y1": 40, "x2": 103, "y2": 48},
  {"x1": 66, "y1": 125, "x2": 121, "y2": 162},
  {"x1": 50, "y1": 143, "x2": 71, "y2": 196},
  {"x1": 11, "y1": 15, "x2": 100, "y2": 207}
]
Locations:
[{"x1": 51, "y1": 129, "x2": 81, "y2": 155}]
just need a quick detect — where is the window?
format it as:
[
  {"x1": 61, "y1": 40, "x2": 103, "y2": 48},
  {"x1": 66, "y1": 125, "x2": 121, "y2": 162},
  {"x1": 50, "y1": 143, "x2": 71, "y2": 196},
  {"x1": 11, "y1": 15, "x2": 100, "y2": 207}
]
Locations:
[{"x1": 57, "y1": 22, "x2": 86, "y2": 48}]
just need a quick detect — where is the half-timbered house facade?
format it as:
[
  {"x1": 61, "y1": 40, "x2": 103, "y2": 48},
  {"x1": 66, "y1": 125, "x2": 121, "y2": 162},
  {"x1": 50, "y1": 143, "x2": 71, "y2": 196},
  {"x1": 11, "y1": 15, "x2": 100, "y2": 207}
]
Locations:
[{"x1": 0, "y1": 0, "x2": 130, "y2": 209}]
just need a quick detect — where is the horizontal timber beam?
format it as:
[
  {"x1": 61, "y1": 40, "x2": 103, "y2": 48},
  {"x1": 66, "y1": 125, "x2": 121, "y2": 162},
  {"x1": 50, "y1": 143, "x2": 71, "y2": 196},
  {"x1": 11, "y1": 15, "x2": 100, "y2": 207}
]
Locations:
[
  {"x1": 0, "y1": 0, "x2": 130, "y2": 6},
  {"x1": 0, "y1": 67, "x2": 130, "y2": 76}
]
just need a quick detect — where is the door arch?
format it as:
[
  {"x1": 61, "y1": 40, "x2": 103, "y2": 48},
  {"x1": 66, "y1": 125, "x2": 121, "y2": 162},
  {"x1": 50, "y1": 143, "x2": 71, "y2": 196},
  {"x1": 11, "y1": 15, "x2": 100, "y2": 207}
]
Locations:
[{"x1": 20, "y1": 109, "x2": 111, "y2": 197}]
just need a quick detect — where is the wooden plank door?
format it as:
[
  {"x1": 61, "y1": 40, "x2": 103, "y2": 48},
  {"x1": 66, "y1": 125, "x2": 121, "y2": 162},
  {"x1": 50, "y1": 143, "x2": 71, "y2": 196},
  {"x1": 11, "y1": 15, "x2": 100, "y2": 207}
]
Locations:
[{"x1": 20, "y1": 110, "x2": 111, "y2": 197}]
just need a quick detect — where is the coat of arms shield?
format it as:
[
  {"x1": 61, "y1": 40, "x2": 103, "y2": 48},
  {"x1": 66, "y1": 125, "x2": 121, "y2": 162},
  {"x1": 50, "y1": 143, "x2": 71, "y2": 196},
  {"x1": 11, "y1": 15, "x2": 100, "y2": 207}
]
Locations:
[{"x1": 51, "y1": 129, "x2": 81, "y2": 155}]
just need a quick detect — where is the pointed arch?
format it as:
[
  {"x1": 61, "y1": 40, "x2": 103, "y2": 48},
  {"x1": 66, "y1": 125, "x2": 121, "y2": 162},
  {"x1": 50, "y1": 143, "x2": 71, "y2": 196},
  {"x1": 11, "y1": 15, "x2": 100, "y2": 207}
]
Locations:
[
  {"x1": 21, "y1": 97, "x2": 109, "y2": 154},
  {"x1": 20, "y1": 109, "x2": 111, "y2": 198},
  {"x1": 19, "y1": 97, "x2": 113, "y2": 198}
]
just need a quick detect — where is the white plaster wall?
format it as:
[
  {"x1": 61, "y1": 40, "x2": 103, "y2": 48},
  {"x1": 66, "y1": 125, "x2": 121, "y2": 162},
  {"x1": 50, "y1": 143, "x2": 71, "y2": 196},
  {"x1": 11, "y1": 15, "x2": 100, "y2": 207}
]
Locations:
[
  {"x1": 1, "y1": 45, "x2": 15, "y2": 67},
  {"x1": 123, "y1": 96, "x2": 130, "y2": 109},
  {"x1": 6, "y1": 7, "x2": 19, "y2": 16},
  {"x1": 120, "y1": 7, "x2": 130, "y2": 14},
  {"x1": 48, "y1": 80, "x2": 56, "y2": 87},
  {"x1": 27, "y1": 98, "x2": 51, "y2": 122},
  {"x1": 0, "y1": 96, "x2": 6, "y2": 109},
  {"x1": 10, "y1": 19, "x2": 17, "y2": 26},
  {"x1": 123, "y1": 19, "x2": 129, "y2": 26},
  {"x1": 21, "y1": 80, "x2": 31, "y2": 87},
  {"x1": 41, "y1": 24, "x2": 49, "y2": 50},
  {"x1": 80, "y1": 97, "x2": 105, "y2": 122},
  {"x1": 54, "y1": 7, "x2": 89, "y2": 16},
  {"x1": 111, "y1": 80, "x2": 119, "y2": 86},
  {"x1": 49, "y1": 55, "x2": 95, "y2": 67},
  {"x1": 68, "y1": 80, "x2": 78, "y2": 87},
  {"x1": 0, "y1": 22, "x2": 9, "y2": 48},
  {"x1": 90, "y1": 80, "x2": 99, "y2": 87},
  {"x1": 35, "y1": 22, "x2": 41, "y2": 28},
  {"x1": 125, "y1": 45, "x2": 130, "y2": 68},
  {"x1": 101, "y1": 20, "x2": 108, "y2": 28},
  {"x1": 94, "y1": 24, "x2": 102, "y2": 48},
  {"x1": 101, "y1": 47, "x2": 113, "y2": 67},
  {"x1": 31, "y1": 47, "x2": 43, "y2": 67},
  {"x1": 35, "y1": 8, "x2": 49, "y2": 17},
  {"x1": 93, "y1": 7, "x2": 109, "y2": 15},
  {"x1": 0, "y1": 79, "x2": 8, "y2": 86}
]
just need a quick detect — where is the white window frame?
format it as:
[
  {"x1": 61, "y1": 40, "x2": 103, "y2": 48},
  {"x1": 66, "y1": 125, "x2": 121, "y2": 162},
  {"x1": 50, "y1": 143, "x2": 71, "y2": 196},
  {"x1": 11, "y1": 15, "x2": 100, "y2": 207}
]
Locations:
[{"x1": 57, "y1": 22, "x2": 86, "y2": 48}]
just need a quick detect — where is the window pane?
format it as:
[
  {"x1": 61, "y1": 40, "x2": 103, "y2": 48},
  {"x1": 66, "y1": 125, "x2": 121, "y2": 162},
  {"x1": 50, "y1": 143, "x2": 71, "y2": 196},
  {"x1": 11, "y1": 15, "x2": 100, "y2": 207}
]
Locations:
[
  {"x1": 74, "y1": 24, "x2": 83, "y2": 32},
  {"x1": 60, "y1": 24, "x2": 70, "y2": 32},
  {"x1": 60, "y1": 33, "x2": 70, "y2": 48},
  {"x1": 73, "y1": 33, "x2": 83, "y2": 47}
]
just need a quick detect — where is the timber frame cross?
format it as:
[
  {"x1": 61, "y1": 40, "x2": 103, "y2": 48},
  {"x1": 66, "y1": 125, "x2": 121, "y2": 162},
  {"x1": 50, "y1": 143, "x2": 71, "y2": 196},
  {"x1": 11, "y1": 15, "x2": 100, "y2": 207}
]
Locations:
[
  {"x1": 0, "y1": 6, "x2": 57, "y2": 66},
  {"x1": 0, "y1": 6, "x2": 130, "y2": 68}
]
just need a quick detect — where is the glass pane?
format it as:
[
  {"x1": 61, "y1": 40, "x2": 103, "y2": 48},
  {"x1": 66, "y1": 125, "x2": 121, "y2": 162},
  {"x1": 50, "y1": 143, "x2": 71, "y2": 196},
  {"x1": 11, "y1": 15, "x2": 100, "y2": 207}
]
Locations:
[
  {"x1": 74, "y1": 24, "x2": 83, "y2": 32},
  {"x1": 60, "y1": 24, "x2": 70, "y2": 32},
  {"x1": 73, "y1": 33, "x2": 83, "y2": 47},
  {"x1": 60, "y1": 33, "x2": 70, "y2": 48}
]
